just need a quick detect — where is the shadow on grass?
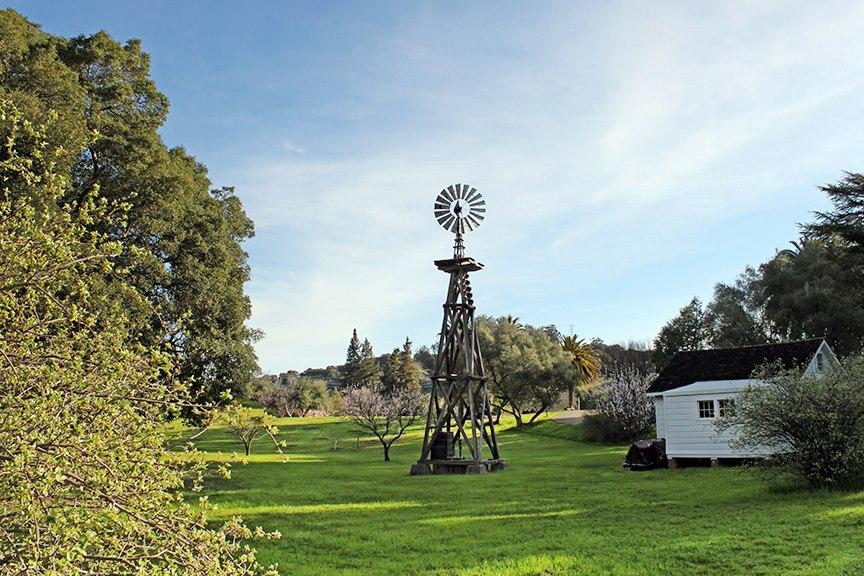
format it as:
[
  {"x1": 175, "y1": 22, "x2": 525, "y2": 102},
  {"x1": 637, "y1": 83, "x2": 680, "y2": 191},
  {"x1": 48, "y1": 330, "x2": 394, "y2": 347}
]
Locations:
[
  {"x1": 184, "y1": 415, "x2": 864, "y2": 576},
  {"x1": 417, "y1": 508, "x2": 584, "y2": 526}
]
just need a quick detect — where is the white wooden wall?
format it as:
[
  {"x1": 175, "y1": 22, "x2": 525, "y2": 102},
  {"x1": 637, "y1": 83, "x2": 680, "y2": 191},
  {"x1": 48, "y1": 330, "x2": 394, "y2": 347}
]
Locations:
[
  {"x1": 656, "y1": 379, "x2": 773, "y2": 458},
  {"x1": 653, "y1": 397, "x2": 665, "y2": 439},
  {"x1": 662, "y1": 389, "x2": 741, "y2": 458}
]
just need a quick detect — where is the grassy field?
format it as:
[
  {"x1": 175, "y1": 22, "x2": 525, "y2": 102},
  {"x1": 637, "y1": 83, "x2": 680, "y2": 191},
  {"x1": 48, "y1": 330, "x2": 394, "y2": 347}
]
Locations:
[{"x1": 188, "y1": 415, "x2": 864, "y2": 575}]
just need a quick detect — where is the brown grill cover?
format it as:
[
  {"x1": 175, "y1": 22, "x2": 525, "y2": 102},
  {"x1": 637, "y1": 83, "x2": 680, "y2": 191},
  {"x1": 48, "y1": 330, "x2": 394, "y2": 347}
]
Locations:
[{"x1": 623, "y1": 438, "x2": 667, "y2": 471}]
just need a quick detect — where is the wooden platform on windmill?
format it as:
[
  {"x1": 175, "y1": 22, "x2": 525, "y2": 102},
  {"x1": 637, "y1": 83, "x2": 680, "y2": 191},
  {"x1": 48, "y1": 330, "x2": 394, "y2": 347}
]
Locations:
[
  {"x1": 434, "y1": 256, "x2": 484, "y2": 273},
  {"x1": 410, "y1": 459, "x2": 508, "y2": 475}
]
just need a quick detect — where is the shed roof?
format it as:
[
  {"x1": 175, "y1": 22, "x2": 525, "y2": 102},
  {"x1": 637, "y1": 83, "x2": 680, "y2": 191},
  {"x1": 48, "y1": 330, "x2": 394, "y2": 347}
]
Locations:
[{"x1": 646, "y1": 339, "x2": 825, "y2": 394}]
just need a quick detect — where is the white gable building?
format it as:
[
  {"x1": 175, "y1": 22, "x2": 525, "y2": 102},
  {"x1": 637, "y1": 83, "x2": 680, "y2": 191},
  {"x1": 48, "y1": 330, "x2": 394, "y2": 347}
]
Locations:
[{"x1": 646, "y1": 339, "x2": 837, "y2": 466}]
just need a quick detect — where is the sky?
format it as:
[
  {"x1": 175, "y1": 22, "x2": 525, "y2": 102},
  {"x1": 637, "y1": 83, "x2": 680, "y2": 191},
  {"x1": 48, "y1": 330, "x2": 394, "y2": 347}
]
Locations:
[{"x1": 7, "y1": 0, "x2": 864, "y2": 373}]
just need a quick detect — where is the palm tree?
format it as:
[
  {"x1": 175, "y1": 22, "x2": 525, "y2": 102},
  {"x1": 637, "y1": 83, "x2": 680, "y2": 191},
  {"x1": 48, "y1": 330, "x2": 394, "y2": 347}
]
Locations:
[
  {"x1": 777, "y1": 234, "x2": 816, "y2": 260},
  {"x1": 561, "y1": 335, "x2": 602, "y2": 409},
  {"x1": 499, "y1": 315, "x2": 523, "y2": 330}
]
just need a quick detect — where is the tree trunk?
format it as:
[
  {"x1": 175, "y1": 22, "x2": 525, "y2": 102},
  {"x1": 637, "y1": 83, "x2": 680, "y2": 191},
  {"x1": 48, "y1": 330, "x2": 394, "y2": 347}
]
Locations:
[
  {"x1": 567, "y1": 383, "x2": 575, "y2": 409},
  {"x1": 528, "y1": 404, "x2": 548, "y2": 424},
  {"x1": 244, "y1": 442, "x2": 251, "y2": 456},
  {"x1": 383, "y1": 443, "x2": 390, "y2": 461},
  {"x1": 513, "y1": 410, "x2": 524, "y2": 428}
]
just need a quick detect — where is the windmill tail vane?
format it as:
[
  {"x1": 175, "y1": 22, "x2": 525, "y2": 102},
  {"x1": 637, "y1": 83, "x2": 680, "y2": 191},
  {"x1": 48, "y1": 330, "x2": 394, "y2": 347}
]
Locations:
[{"x1": 434, "y1": 184, "x2": 485, "y2": 258}]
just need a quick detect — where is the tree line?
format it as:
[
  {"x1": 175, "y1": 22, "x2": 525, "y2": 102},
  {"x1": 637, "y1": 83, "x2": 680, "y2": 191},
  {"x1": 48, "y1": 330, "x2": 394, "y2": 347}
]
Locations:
[
  {"x1": 654, "y1": 173, "x2": 864, "y2": 368},
  {"x1": 253, "y1": 319, "x2": 656, "y2": 434}
]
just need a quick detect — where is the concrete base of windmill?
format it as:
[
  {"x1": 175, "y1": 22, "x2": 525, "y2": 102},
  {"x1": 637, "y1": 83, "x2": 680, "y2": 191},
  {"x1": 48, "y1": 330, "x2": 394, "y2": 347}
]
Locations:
[
  {"x1": 408, "y1": 463, "x2": 432, "y2": 476},
  {"x1": 409, "y1": 458, "x2": 508, "y2": 475}
]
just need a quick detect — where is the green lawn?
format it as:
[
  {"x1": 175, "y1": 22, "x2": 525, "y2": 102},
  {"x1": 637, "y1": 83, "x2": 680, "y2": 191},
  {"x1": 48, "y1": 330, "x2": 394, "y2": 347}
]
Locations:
[{"x1": 188, "y1": 415, "x2": 864, "y2": 575}]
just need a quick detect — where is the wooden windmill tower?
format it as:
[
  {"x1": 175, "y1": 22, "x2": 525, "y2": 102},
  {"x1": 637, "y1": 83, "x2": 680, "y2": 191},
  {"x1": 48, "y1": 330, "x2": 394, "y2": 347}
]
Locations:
[{"x1": 409, "y1": 184, "x2": 506, "y2": 475}]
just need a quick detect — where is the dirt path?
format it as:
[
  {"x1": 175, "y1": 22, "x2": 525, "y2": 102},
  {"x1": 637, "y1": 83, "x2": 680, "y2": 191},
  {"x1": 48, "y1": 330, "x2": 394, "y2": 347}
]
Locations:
[{"x1": 552, "y1": 409, "x2": 590, "y2": 425}]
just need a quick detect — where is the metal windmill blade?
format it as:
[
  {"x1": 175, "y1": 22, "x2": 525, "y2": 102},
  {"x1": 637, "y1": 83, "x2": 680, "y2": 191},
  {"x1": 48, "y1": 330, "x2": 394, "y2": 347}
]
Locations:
[{"x1": 434, "y1": 184, "x2": 484, "y2": 234}]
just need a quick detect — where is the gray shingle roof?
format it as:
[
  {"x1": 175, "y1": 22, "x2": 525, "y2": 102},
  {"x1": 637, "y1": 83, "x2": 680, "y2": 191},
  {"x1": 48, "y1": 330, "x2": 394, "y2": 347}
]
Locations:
[{"x1": 647, "y1": 339, "x2": 824, "y2": 394}]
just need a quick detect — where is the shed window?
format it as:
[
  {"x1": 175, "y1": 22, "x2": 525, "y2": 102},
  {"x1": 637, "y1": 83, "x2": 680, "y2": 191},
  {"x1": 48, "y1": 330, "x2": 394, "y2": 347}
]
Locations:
[
  {"x1": 698, "y1": 400, "x2": 715, "y2": 419},
  {"x1": 816, "y1": 352, "x2": 824, "y2": 371},
  {"x1": 718, "y1": 398, "x2": 735, "y2": 417}
]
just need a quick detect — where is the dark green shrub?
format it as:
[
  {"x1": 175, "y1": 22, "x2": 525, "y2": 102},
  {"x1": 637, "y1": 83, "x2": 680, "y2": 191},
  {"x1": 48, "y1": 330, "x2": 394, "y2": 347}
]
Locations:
[{"x1": 723, "y1": 357, "x2": 864, "y2": 488}]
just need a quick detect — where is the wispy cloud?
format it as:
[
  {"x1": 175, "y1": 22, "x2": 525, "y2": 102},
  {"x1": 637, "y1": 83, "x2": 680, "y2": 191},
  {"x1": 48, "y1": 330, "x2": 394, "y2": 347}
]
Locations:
[
  {"x1": 279, "y1": 141, "x2": 306, "y2": 154},
  {"x1": 236, "y1": 1, "x2": 864, "y2": 371}
]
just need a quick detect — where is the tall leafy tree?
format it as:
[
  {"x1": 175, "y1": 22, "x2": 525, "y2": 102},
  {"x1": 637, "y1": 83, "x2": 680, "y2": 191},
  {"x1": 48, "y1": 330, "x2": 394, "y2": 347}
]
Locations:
[
  {"x1": 0, "y1": 10, "x2": 260, "y2": 412},
  {"x1": 755, "y1": 236, "x2": 864, "y2": 355},
  {"x1": 477, "y1": 316, "x2": 576, "y2": 427},
  {"x1": 540, "y1": 324, "x2": 563, "y2": 343},
  {"x1": 590, "y1": 339, "x2": 655, "y2": 375},
  {"x1": 413, "y1": 345, "x2": 436, "y2": 373},
  {"x1": 0, "y1": 100, "x2": 277, "y2": 574},
  {"x1": 653, "y1": 297, "x2": 708, "y2": 369},
  {"x1": 704, "y1": 269, "x2": 771, "y2": 348}
]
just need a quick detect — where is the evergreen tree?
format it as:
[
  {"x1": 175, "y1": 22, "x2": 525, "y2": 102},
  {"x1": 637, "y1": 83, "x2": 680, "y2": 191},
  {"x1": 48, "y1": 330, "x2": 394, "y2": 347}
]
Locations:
[
  {"x1": 381, "y1": 339, "x2": 422, "y2": 392},
  {"x1": 341, "y1": 328, "x2": 363, "y2": 388},
  {"x1": 357, "y1": 338, "x2": 382, "y2": 387},
  {"x1": 396, "y1": 337, "x2": 423, "y2": 391},
  {"x1": 653, "y1": 297, "x2": 709, "y2": 369},
  {"x1": 807, "y1": 172, "x2": 864, "y2": 255},
  {"x1": 381, "y1": 347, "x2": 402, "y2": 392}
]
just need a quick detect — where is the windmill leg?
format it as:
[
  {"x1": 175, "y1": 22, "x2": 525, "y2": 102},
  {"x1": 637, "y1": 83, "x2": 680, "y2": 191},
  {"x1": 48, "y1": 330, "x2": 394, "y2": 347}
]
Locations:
[
  {"x1": 466, "y1": 378, "x2": 481, "y2": 462},
  {"x1": 483, "y1": 382, "x2": 500, "y2": 459},
  {"x1": 418, "y1": 382, "x2": 438, "y2": 458}
]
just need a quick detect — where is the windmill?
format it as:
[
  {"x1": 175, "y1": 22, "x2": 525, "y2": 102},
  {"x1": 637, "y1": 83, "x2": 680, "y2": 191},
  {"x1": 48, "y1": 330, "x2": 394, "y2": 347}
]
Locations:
[{"x1": 409, "y1": 184, "x2": 506, "y2": 475}]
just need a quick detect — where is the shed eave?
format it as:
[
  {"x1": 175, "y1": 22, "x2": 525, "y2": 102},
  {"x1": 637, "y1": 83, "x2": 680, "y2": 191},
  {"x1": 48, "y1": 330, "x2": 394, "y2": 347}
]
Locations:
[{"x1": 661, "y1": 378, "x2": 756, "y2": 397}]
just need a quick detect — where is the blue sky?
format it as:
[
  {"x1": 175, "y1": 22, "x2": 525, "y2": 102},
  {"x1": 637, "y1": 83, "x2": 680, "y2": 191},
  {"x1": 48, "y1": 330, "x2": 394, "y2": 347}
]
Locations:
[{"x1": 8, "y1": 1, "x2": 864, "y2": 372}]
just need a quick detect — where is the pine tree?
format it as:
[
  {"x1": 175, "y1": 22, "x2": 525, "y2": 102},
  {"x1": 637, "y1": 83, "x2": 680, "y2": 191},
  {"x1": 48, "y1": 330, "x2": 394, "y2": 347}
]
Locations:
[
  {"x1": 357, "y1": 338, "x2": 382, "y2": 387},
  {"x1": 341, "y1": 329, "x2": 362, "y2": 388},
  {"x1": 396, "y1": 337, "x2": 422, "y2": 391},
  {"x1": 382, "y1": 348, "x2": 402, "y2": 392}
]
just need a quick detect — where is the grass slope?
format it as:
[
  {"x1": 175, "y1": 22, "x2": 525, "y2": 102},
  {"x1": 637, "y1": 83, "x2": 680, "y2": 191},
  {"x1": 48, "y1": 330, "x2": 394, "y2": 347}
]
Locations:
[{"x1": 189, "y1": 416, "x2": 864, "y2": 575}]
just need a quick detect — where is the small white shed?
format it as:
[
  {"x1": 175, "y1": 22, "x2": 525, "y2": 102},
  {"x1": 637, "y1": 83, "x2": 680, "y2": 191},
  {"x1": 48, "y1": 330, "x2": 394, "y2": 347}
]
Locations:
[{"x1": 646, "y1": 339, "x2": 837, "y2": 464}]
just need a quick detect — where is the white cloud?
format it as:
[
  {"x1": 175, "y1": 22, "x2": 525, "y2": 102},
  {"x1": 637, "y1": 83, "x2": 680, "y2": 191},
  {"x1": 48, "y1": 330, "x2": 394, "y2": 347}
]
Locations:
[
  {"x1": 237, "y1": 1, "x2": 864, "y2": 371},
  {"x1": 279, "y1": 141, "x2": 306, "y2": 154}
]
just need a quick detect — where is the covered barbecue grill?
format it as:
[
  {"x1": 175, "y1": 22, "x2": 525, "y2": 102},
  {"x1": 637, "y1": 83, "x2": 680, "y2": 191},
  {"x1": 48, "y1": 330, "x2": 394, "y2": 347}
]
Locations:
[{"x1": 623, "y1": 438, "x2": 667, "y2": 471}]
